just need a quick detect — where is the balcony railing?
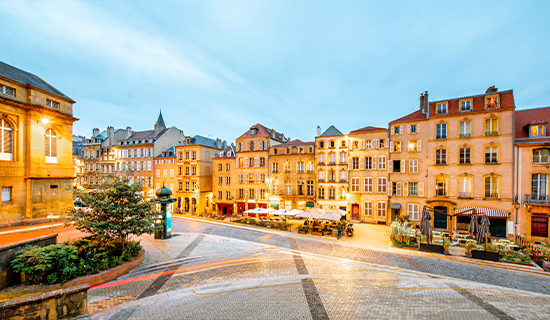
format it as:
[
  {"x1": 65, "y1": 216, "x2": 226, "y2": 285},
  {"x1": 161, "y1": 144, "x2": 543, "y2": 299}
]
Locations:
[
  {"x1": 340, "y1": 178, "x2": 347, "y2": 182},
  {"x1": 297, "y1": 170, "x2": 304, "y2": 173},
  {"x1": 485, "y1": 192, "x2": 499, "y2": 199},
  {"x1": 272, "y1": 170, "x2": 278, "y2": 173},
  {"x1": 460, "y1": 133, "x2": 471, "y2": 138},
  {"x1": 328, "y1": 161, "x2": 336, "y2": 165},
  {"x1": 485, "y1": 131, "x2": 499, "y2": 136},
  {"x1": 284, "y1": 170, "x2": 292, "y2": 174},
  {"x1": 485, "y1": 160, "x2": 498, "y2": 164},
  {"x1": 459, "y1": 192, "x2": 472, "y2": 198},
  {"x1": 328, "y1": 179, "x2": 336, "y2": 183},
  {"x1": 328, "y1": 196, "x2": 336, "y2": 200},
  {"x1": 318, "y1": 178, "x2": 325, "y2": 182},
  {"x1": 307, "y1": 170, "x2": 314, "y2": 173},
  {"x1": 526, "y1": 194, "x2": 549, "y2": 204},
  {"x1": 318, "y1": 161, "x2": 325, "y2": 165}
]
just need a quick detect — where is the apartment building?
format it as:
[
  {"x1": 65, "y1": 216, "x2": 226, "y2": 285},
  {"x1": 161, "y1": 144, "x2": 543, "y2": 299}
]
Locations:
[
  {"x1": 0, "y1": 61, "x2": 77, "y2": 221},
  {"x1": 315, "y1": 126, "x2": 350, "y2": 212},
  {"x1": 235, "y1": 124, "x2": 287, "y2": 214},
  {"x1": 212, "y1": 144, "x2": 237, "y2": 216},
  {"x1": 348, "y1": 126, "x2": 390, "y2": 223},
  {"x1": 154, "y1": 145, "x2": 177, "y2": 193},
  {"x1": 81, "y1": 126, "x2": 125, "y2": 188},
  {"x1": 515, "y1": 107, "x2": 550, "y2": 242},
  {"x1": 174, "y1": 135, "x2": 223, "y2": 214},
  {"x1": 268, "y1": 139, "x2": 316, "y2": 211}
]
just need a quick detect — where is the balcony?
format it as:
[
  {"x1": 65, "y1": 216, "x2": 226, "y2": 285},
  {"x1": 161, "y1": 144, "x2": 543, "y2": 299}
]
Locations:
[
  {"x1": 272, "y1": 170, "x2": 279, "y2": 174},
  {"x1": 459, "y1": 192, "x2": 472, "y2": 198},
  {"x1": 485, "y1": 160, "x2": 498, "y2": 165},
  {"x1": 460, "y1": 133, "x2": 471, "y2": 138},
  {"x1": 526, "y1": 194, "x2": 549, "y2": 204},
  {"x1": 284, "y1": 170, "x2": 292, "y2": 174},
  {"x1": 318, "y1": 179, "x2": 325, "y2": 182},
  {"x1": 307, "y1": 170, "x2": 314, "y2": 173},
  {"x1": 318, "y1": 162, "x2": 325, "y2": 165},
  {"x1": 340, "y1": 178, "x2": 347, "y2": 182},
  {"x1": 484, "y1": 192, "x2": 499, "y2": 199},
  {"x1": 328, "y1": 161, "x2": 336, "y2": 165},
  {"x1": 485, "y1": 131, "x2": 499, "y2": 136},
  {"x1": 297, "y1": 170, "x2": 304, "y2": 173}
]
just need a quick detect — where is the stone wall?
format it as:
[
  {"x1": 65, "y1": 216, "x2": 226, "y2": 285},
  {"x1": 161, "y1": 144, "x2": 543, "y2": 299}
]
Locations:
[
  {"x1": 0, "y1": 283, "x2": 89, "y2": 320},
  {"x1": 0, "y1": 234, "x2": 57, "y2": 289}
]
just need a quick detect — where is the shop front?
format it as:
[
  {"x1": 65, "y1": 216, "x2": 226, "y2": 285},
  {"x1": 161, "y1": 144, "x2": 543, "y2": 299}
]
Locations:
[
  {"x1": 216, "y1": 203, "x2": 234, "y2": 216},
  {"x1": 456, "y1": 207, "x2": 510, "y2": 238}
]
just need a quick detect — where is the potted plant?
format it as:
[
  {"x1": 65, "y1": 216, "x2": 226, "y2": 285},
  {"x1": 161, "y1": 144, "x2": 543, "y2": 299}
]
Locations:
[
  {"x1": 297, "y1": 225, "x2": 307, "y2": 234},
  {"x1": 471, "y1": 243, "x2": 499, "y2": 262},
  {"x1": 464, "y1": 242, "x2": 476, "y2": 258},
  {"x1": 311, "y1": 226, "x2": 323, "y2": 236},
  {"x1": 443, "y1": 239, "x2": 451, "y2": 255},
  {"x1": 249, "y1": 218, "x2": 256, "y2": 225}
]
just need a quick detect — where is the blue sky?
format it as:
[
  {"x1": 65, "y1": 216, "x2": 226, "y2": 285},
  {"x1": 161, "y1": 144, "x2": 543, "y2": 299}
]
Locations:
[{"x1": 1, "y1": 1, "x2": 549, "y2": 143}]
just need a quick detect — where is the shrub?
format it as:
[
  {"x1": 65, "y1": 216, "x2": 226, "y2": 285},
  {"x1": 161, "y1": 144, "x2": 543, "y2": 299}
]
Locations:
[
  {"x1": 443, "y1": 239, "x2": 451, "y2": 252},
  {"x1": 297, "y1": 225, "x2": 307, "y2": 232},
  {"x1": 393, "y1": 239, "x2": 418, "y2": 248},
  {"x1": 248, "y1": 219, "x2": 256, "y2": 225},
  {"x1": 465, "y1": 242, "x2": 477, "y2": 254}
]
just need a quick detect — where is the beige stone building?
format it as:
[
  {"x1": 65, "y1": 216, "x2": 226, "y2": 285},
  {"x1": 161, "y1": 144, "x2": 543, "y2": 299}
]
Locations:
[
  {"x1": 235, "y1": 124, "x2": 287, "y2": 214},
  {"x1": 0, "y1": 61, "x2": 77, "y2": 221},
  {"x1": 268, "y1": 139, "x2": 316, "y2": 211},
  {"x1": 174, "y1": 135, "x2": 223, "y2": 214},
  {"x1": 212, "y1": 145, "x2": 236, "y2": 216},
  {"x1": 348, "y1": 126, "x2": 391, "y2": 223},
  {"x1": 153, "y1": 145, "x2": 177, "y2": 193},
  {"x1": 81, "y1": 127, "x2": 125, "y2": 188},
  {"x1": 315, "y1": 126, "x2": 350, "y2": 212},
  {"x1": 514, "y1": 107, "x2": 550, "y2": 243}
]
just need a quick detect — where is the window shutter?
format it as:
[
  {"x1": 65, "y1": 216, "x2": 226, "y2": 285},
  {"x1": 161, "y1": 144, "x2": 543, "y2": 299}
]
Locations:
[
  {"x1": 236, "y1": 159, "x2": 240, "y2": 168},
  {"x1": 407, "y1": 125, "x2": 411, "y2": 134},
  {"x1": 385, "y1": 138, "x2": 389, "y2": 149},
  {"x1": 372, "y1": 156, "x2": 376, "y2": 169},
  {"x1": 417, "y1": 140, "x2": 422, "y2": 152},
  {"x1": 255, "y1": 157, "x2": 259, "y2": 167},
  {"x1": 51, "y1": 135, "x2": 57, "y2": 157},
  {"x1": 417, "y1": 123, "x2": 420, "y2": 133},
  {"x1": 388, "y1": 181, "x2": 392, "y2": 196},
  {"x1": 390, "y1": 141, "x2": 394, "y2": 153},
  {"x1": 401, "y1": 159, "x2": 406, "y2": 173},
  {"x1": 359, "y1": 156, "x2": 365, "y2": 170},
  {"x1": 391, "y1": 126, "x2": 395, "y2": 135},
  {"x1": 253, "y1": 141, "x2": 256, "y2": 151},
  {"x1": 348, "y1": 156, "x2": 352, "y2": 170},
  {"x1": 360, "y1": 140, "x2": 364, "y2": 149},
  {"x1": 255, "y1": 173, "x2": 259, "y2": 183},
  {"x1": 399, "y1": 126, "x2": 403, "y2": 134},
  {"x1": 403, "y1": 182, "x2": 408, "y2": 196},
  {"x1": 419, "y1": 182, "x2": 424, "y2": 197},
  {"x1": 397, "y1": 182, "x2": 401, "y2": 196},
  {"x1": 245, "y1": 157, "x2": 249, "y2": 167},
  {"x1": 388, "y1": 159, "x2": 393, "y2": 173}
]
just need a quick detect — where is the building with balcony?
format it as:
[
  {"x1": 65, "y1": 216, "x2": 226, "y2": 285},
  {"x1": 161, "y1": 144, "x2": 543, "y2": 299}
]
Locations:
[
  {"x1": 0, "y1": 61, "x2": 77, "y2": 221},
  {"x1": 212, "y1": 144, "x2": 236, "y2": 216},
  {"x1": 81, "y1": 126, "x2": 125, "y2": 188},
  {"x1": 348, "y1": 126, "x2": 390, "y2": 223},
  {"x1": 235, "y1": 124, "x2": 287, "y2": 214},
  {"x1": 514, "y1": 107, "x2": 550, "y2": 242},
  {"x1": 268, "y1": 139, "x2": 315, "y2": 211},
  {"x1": 174, "y1": 135, "x2": 223, "y2": 214}
]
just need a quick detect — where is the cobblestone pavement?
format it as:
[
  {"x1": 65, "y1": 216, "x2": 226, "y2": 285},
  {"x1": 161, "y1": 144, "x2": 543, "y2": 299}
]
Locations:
[{"x1": 83, "y1": 219, "x2": 550, "y2": 320}]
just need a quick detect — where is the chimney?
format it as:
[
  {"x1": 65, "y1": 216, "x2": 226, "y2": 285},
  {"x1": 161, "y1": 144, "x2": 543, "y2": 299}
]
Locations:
[
  {"x1": 485, "y1": 85, "x2": 498, "y2": 94},
  {"x1": 317, "y1": 126, "x2": 321, "y2": 136},
  {"x1": 154, "y1": 123, "x2": 162, "y2": 136},
  {"x1": 420, "y1": 91, "x2": 428, "y2": 113},
  {"x1": 107, "y1": 126, "x2": 114, "y2": 145},
  {"x1": 126, "y1": 126, "x2": 133, "y2": 139},
  {"x1": 92, "y1": 128, "x2": 100, "y2": 137},
  {"x1": 223, "y1": 140, "x2": 227, "y2": 149},
  {"x1": 216, "y1": 138, "x2": 221, "y2": 149}
]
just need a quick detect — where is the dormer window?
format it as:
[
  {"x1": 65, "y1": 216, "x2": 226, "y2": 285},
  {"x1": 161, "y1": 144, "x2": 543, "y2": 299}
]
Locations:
[
  {"x1": 251, "y1": 128, "x2": 257, "y2": 135},
  {"x1": 0, "y1": 84, "x2": 15, "y2": 97},
  {"x1": 46, "y1": 99, "x2": 60, "y2": 109},
  {"x1": 531, "y1": 124, "x2": 546, "y2": 137},
  {"x1": 436, "y1": 103, "x2": 447, "y2": 115},
  {"x1": 460, "y1": 100, "x2": 472, "y2": 112},
  {"x1": 485, "y1": 95, "x2": 500, "y2": 109},
  {"x1": 286, "y1": 148, "x2": 290, "y2": 154}
]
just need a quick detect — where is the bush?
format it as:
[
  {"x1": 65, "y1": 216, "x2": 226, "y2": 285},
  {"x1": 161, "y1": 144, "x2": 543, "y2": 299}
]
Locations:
[
  {"x1": 465, "y1": 242, "x2": 477, "y2": 254},
  {"x1": 390, "y1": 221, "x2": 415, "y2": 244},
  {"x1": 392, "y1": 239, "x2": 418, "y2": 248}
]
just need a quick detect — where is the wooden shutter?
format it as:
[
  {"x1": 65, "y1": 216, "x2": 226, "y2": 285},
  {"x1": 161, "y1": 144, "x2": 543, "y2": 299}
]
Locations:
[
  {"x1": 417, "y1": 123, "x2": 420, "y2": 133},
  {"x1": 372, "y1": 156, "x2": 376, "y2": 169},
  {"x1": 236, "y1": 158, "x2": 240, "y2": 168},
  {"x1": 399, "y1": 126, "x2": 403, "y2": 134},
  {"x1": 388, "y1": 181, "x2": 392, "y2": 195},
  {"x1": 419, "y1": 182, "x2": 424, "y2": 197},
  {"x1": 360, "y1": 140, "x2": 364, "y2": 149},
  {"x1": 45, "y1": 133, "x2": 51, "y2": 157},
  {"x1": 385, "y1": 138, "x2": 389, "y2": 148},
  {"x1": 390, "y1": 141, "x2": 394, "y2": 153},
  {"x1": 407, "y1": 125, "x2": 411, "y2": 134},
  {"x1": 401, "y1": 159, "x2": 406, "y2": 173},
  {"x1": 255, "y1": 157, "x2": 259, "y2": 167},
  {"x1": 417, "y1": 140, "x2": 422, "y2": 152},
  {"x1": 253, "y1": 141, "x2": 256, "y2": 151},
  {"x1": 391, "y1": 126, "x2": 394, "y2": 135},
  {"x1": 359, "y1": 156, "x2": 365, "y2": 170},
  {"x1": 388, "y1": 159, "x2": 392, "y2": 173},
  {"x1": 348, "y1": 156, "x2": 352, "y2": 170},
  {"x1": 403, "y1": 182, "x2": 408, "y2": 196},
  {"x1": 397, "y1": 182, "x2": 401, "y2": 196}
]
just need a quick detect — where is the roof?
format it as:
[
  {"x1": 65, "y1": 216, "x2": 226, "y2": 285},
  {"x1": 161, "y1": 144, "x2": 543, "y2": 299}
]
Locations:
[
  {"x1": 515, "y1": 106, "x2": 550, "y2": 140},
  {"x1": 274, "y1": 139, "x2": 315, "y2": 147},
  {"x1": 127, "y1": 130, "x2": 155, "y2": 140},
  {"x1": 428, "y1": 90, "x2": 514, "y2": 117},
  {"x1": 214, "y1": 145, "x2": 236, "y2": 159},
  {"x1": 156, "y1": 111, "x2": 166, "y2": 127},
  {"x1": 350, "y1": 126, "x2": 387, "y2": 134},
  {"x1": 320, "y1": 125, "x2": 343, "y2": 137},
  {"x1": 155, "y1": 145, "x2": 176, "y2": 158},
  {"x1": 390, "y1": 109, "x2": 427, "y2": 123},
  {"x1": 94, "y1": 130, "x2": 108, "y2": 139},
  {"x1": 180, "y1": 135, "x2": 221, "y2": 149},
  {"x1": 0, "y1": 61, "x2": 74, "y2": 102},
  {"x1": 237, "y1": 123, "x2": 285, "y2": 142}
]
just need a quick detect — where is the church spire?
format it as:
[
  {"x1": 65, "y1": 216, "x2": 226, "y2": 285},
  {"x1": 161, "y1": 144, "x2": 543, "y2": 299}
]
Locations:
[{"x1": 156, "y1": 110, "x2": 166, "y2": 128}]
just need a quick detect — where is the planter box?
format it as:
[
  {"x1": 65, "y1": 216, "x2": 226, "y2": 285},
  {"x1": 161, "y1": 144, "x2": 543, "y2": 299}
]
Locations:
[
  {"x1": 471, "y1": 250, "x2": 499, "y2": 262},
  {"x1": 419, "y1": 243, "x2": 444, "y2": 254},
  {"x1": 311, "y1": 231, "x2": 323, "y2": 236},
  {"x1": 298, "y1": 230, "x2": 307, "y2": 234},
  {"x1": 543, "y1": 261, "x2": 550, "y2": 272}
]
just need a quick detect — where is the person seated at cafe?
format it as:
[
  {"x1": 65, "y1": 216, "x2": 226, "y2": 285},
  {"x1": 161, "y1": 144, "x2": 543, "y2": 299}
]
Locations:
[{"x1": 303, "y1": 219, "x2": 309, "y2": 226}]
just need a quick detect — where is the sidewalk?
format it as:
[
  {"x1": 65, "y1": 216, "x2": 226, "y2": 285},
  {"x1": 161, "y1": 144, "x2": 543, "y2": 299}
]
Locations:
[{"x1": 0, "y1": 222, "x2": 87, "y2": 247}]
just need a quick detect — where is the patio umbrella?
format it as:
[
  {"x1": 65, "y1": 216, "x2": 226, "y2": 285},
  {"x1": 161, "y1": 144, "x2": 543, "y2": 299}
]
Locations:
[
  {"x1": 317, "y1": 211, "x2": 341, "y2": 221},
  {"x1": 476, "y1": 213, "x2": 491, "y2": 244},
  {"x1": 325, "y1": 208, "x2": 347, "y2": 217},
  {"x1": 295, "y1": 208, "x2": 323, "y2": 219},
  {"x1": 420, "y1": 207, "x2": 432, "y2": 242},
  {"x1": 468, "y1": 212, "x2": 479, "y2": 239},
  {"x1": 270, "y1": 209, "x2": 288, "y2": 216},
  {"x1": 286, "y1": 209, "x2": 303, "y2": 216}
]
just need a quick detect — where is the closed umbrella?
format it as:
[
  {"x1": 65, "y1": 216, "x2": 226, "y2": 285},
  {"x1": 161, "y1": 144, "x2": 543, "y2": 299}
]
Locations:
[
  {"x1": 476, "y1": 213, "x2": 491, "y2": 244},
  {"x1": 468, "y1": 212, "x2": 479, "y2": 239},
  {"x1": 420, "y1": 207, "x2": 432, "y2": 243}
]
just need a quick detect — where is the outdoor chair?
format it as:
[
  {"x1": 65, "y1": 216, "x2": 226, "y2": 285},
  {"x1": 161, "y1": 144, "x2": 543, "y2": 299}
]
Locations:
[
  {"x1": 432, "y1": 236, "x2": 443, "y2": 246},
  {"x1": 499, "y1": 239, "x2": 511, "y2": 245}
]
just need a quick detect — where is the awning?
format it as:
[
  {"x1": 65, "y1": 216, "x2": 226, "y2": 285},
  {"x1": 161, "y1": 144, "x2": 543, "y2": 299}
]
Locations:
[
  {"x1": 306, "y1": 202, "x2": 315, "y2": 208},
  {"x1": 456, "y1": 207, "x2": 510, "y2": 218},
  {"x1": 391, "y1": 203, "x2": 401, "y2": 210},
  {"x1": 270, "y1": 203, "x2": 279, "y2": 208}
]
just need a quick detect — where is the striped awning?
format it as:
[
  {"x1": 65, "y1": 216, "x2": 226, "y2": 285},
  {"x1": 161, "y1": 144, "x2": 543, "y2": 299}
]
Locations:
[{"x1": 456, "y1": 207, "x2": 510, "y2": 218}]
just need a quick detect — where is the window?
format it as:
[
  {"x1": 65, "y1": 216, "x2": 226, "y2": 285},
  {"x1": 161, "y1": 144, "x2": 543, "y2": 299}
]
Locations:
[
  {"x1": 249, "y1": 189, "x2": 255, "y2": 199},
  {"x1": 192, "y1": 166, "x2": 197, "y2": 175},
  {"x1": 192, "y1": 151, "x2": 197, "y2": 160},
  {"x1": 318, "y1": 171, "x2": 325, "y2": 182},
  {"x1": 408, "y1": 159, "x2": 418, "y2": 173},
  {"x1": 46, "y1": 99, "x2": 60, "y2": 109},
  {"x1": 339, "y1": 152, "x2": 346, "y2": 163},
  {"x1": 435, "y1": 176, "x2": 447, "y2": 196},
  {"x1": 226, "y1": 191, "x2": 231, "y2": 200},
  {"x1": 218, "y1": 176, "x2": 223, "y2": 185},
  {"x1": 272, "y1": 162, "x2": 278, "y2": 173},
  {"x1": 249, "y1": 158, "x2": 254, "y2": 167},
  {"x1": 365, "y1": 140, "x2": 371, "y2": 149},
  {"x1": 378, "y1": 156, "x2": 386, "y2": 170},
  {"x1": 307, "y1": 180, "x2": 314, "y2": 196},
  {"x1": 533, "y1": 148, "x2": 550, "y2": 164},
  {"x1": 352, "y1": 157, "x2": 359, "y2": 170},
  {"x1": 284, "y1": 161, "x2": 291, "y2": 173},
  {"x1": 318, "y1": 153, "x2": 325, "y2": 164},
  {"x1": 185, "y1": 182, "x2": 190, "y2": 191},
  {"x1": 377, "y1": 202, "x2": 386, "y2": 217},
  {"x1": 249, "y1": 141, "x2": 254, "y2": 151},
  {"x1": 319, "y1": 141, "x2": 324, "y2": 148},
  {"x1": 531, "y1": 125, "x2": 545, "y2": 137},
  {"x1": 45, "y1": 129, "x2": 57, "y2": 163},
  {"x1": 226, "y1": 163, "x2": 230, "y2": 171},
  {"x1": 218, "y1": 164, "x2": 222, "y2": 171},
  {"x1": 365, "y1": 201, "x2": 373, "y2": 216},
  {"x1": 192, "y1": 182, "x2": 197, "y2": 191},
  {"x1": 377, "y1": 177, "x2": 387, "y2": 193},
  {"x1": 351, "y1": 177, "x2": 359, "y2": 192},
  {"x1": 162, "y1": 169, "x2": 167, "y2": 177},
  {"x1": 339, "y1": 170, "x2": 347, "y2": 182},
  {"x1": 218, "y1": 191, "x2": 223, "y2": 200},
  {"x1": 436, "y1": 123, "x2": 447, "y2": 139},
  {"x1": 460, "y1": 100, "x2": 472, "y2": 112},
  {"x1": 178, "y1": 182, "x2": 182, "y2": 191},
  {"x1": 532, "y1": 174, "x2": 548, "y2": 199},
  {"x1": 178, "y1": 152, "x2": 183, "y2": 160},
  {"x1": 297, "y1": 161, "x2": 304, "y2": 173},
  {"x1": 485, "y1": 176, "x2": 498, "y2": 198},
  {"x1": 365, "y1": 157, "x2": 373, "y2": 170},
  {"x1": 392, "y1": 141, "x2": 401, "y2": 152},
  {"x1": 460, "y1": 121, "x2": 471, "y2": 138},
  {"x1": 0, "y1": 84, "x2": 15, "y2": 96},
  {"x1": 410, "y1": 125, "x2": 417, "y2": 133},
  {"x1": 392, "y1": 160, "x2": 401, "y2": 173},
  {"x1": 318, "y1": 188, "x2": 325, "y2": 199},
  {"x1": 328, "y1": 188, "x2": 335, "y2": 200},
  {"x1": 297, "y1": 181, "x2": 305, "y2": 195},
  {"x1": 394, "y1": 127, "x2": 400, "y2": 135},
  {"x1": 485, "y1": 118, "x2": 498, "y2": 136},
  {"x1": 0, "y1": 119, "x2": 13, "y2": 160},
  {"x1": 391, "y1": 182, "x2": 401, "y2": 196},
  {"x1": 459, "y1": 176, "x2": 472, "y2": 198},
  {"x1": 408, "y1": 204, "x2": 419, "y2": 220},
  {"x1": 328, "y1": 153, "x2": 336, "y2": 164},
  {"x1": 156, "y1": 169, "x2": 160, "y2": 177},
  {"x1": 459, "y1": 148, "x2": 471, "y2": 164},
  {"x1": 226, "y1": 177, "x2": 231, "y2": 185},
  {"x1": 435, "y1": 149, "x2": 447, "y2": 165},
  {"x1": 330, "y1": 141, "x2": 335, "y2": 148},
  {"x1": 364, "y1": 177, "x2": 373, "y2": 193},
  {"x1": 185, "y1": 152, "x2": 189, "y2": 160},
  {"x1": 238, "y1": 174, "x2": 243, "y2": 183},
  {"x1": 184, "y1": 166, "x2": 189, "y2": 175},
  {"x1": 260, "y1": 157, "x2": 266, "y2": 167},
  {"x1": 1, "y1": 186, "x2": 11, "y2": 202},
  {"x1": 485, "y1": 95, "x2": 499, "y2": 109},
  {"x1": 485, "y1": 146, "x2": 498, "y2": 164},
  {"x1": 408, "y1": 182, "x2": 418, "y2": 196},
  {"x1": 436, "y1": 103, "x2": 447, "y2": 114},
  {"x1": 238, "y1": 189, "x2": 244, "y2": 199}
]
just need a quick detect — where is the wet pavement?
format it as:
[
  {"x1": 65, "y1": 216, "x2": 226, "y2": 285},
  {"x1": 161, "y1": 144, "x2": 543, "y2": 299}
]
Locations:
[{"x1": 81, "y1": 219, "x2": 550, "y2": 320}]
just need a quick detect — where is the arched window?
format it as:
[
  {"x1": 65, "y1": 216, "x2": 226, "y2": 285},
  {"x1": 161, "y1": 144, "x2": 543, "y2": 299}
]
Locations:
[
  {"x1": 0, "y1": 119, "x2": 13, "y2": 161},
  {"x1": 45, "y1": 128, "x2": 57, "y2": 163}
]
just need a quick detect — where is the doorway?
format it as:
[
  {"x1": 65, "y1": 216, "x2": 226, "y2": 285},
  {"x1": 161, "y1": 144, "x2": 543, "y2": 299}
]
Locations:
[
  {"x1": 434, "y1": 206, "x2": 447, "y2": 229},
  {"x1": 351, "y1": 204, "x2": 359, "y2": 221}
]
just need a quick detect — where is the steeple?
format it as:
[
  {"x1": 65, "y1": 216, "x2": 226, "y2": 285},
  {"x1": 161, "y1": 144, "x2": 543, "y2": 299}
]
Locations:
[
  {"x1": 154, "y1": 110, "x2": 166, "y2": 136},
  {"x1": 156, "y1": 110, "x2": 166, "y2": 128}
]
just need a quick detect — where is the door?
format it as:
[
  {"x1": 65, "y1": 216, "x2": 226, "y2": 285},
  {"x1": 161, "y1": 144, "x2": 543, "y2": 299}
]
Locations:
[
  {"x1": 434, "y1": 206, "x2": 447, "y2": 229},
  {"x1": 489, "y1": 219, "x2": 507, "y2": 238},
  {"x1": 352, "y1": 204, "x2": 359, "y2": 221},
  {"x1": 222, "y1": 206, "x2": 228, "y2": 215}
]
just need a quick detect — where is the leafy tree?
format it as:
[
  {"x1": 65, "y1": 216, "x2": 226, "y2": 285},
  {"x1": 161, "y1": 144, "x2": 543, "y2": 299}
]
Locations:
[{"x1": 67, "y1": 174, "x2": 157, "y2": 252}]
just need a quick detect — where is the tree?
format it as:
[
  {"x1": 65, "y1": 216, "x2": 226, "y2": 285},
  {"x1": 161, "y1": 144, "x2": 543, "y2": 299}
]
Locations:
[{"x1": 66, "y1": 174, "x2": 157, "y2": 252}]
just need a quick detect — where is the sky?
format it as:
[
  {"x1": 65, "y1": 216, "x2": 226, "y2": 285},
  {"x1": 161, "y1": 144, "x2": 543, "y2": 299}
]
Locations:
[{"x1": 1, "y1": 0, "x2": 549, "y2": 143}]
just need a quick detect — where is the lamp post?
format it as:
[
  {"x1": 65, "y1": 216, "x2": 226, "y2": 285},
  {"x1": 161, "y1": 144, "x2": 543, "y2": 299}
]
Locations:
[{"x1": 151, "y1": 183, "x2": 177, "y2": 240}]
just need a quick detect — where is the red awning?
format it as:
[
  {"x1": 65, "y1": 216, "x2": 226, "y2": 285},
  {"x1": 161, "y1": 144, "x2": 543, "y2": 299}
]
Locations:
[{"x1": 456, "y1": 207, "x2": 510, "y2": 218}]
